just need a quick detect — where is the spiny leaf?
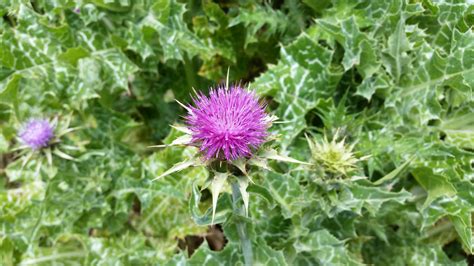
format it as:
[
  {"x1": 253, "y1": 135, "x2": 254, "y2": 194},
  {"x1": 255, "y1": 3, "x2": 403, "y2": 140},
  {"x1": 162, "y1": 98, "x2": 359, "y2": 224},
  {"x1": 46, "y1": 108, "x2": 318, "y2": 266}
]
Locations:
[
  {"x1": 153, "y1": 158, "x2": 198, "y2": 181},
  {"x1": 373, "y1": 156, "x2": 413, "y2": 185},
  {"x1": 260, "y1": 148, "x2": 311, "y2": 165},
  {"x1": 52, "y1": 149, "x2": 76, "y2": 161},
  {"x1": 253, "y1": 31, "x2": 341, "y2": 149},
  {"x1": 231, "y1": 157, "x2": 247, "y2": 176},
  {"x1": 412, "y1": 167, "x2": 457, "y2": 209},
  {"x1": 149, "y1": 134, "x2": 192, "y2": 148},
  {"x1": 189, "y1": 181, "x2": 231, "y2": 226},
  {"x1": 237, "y1": 176, "x2": 250, "y2": 217},
  {"x1": 293, "y1": 229, "x2": 362, "y2": 265},
  {"x1": 211, "y1": 172, "x2": 228, "y2": 224}
]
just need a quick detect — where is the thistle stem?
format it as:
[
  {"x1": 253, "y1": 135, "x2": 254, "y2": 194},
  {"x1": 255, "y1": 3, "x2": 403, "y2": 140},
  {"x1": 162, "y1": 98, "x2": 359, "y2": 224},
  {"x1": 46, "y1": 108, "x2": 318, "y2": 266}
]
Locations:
[
  {"x1": 231, "y1": 182, "x2": 253, "y2": 266},
  {"x1": 183, "y1": 56, "x2": 197, "y2": 90}
]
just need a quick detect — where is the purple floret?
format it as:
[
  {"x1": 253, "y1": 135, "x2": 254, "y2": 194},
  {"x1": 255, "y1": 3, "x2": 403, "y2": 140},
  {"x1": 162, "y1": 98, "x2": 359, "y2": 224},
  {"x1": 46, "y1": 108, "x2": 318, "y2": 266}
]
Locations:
[
  {"x1": 186, "y1": 85, "x2": 269, "y2": 161},
  {"x1": 19, "y1": 119, "x2": 54, "y2": 149}
]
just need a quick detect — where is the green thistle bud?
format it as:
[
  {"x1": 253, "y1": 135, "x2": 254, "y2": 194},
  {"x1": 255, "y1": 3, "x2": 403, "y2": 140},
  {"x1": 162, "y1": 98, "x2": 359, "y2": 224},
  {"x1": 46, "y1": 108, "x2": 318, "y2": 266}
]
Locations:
[{"x1": 306, "y1": 130, "x2": 367, "y2": 178}]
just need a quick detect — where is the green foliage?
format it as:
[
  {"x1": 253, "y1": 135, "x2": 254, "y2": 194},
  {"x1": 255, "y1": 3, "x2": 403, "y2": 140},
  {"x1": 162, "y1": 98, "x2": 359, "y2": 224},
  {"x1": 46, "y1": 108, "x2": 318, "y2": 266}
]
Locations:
[{"x1": 0, "y1": 0, "x2": 472, "y2": 265}]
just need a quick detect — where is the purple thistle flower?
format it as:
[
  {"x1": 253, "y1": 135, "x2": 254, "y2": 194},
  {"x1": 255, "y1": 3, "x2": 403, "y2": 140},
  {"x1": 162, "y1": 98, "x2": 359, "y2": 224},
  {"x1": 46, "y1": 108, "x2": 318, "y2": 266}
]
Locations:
[
  {"x1": 19, "y1": 119, "x2": 54, "y2": 149},
  {"x1": 186, "y1": 85, "x2": 269, "y2": 161}
]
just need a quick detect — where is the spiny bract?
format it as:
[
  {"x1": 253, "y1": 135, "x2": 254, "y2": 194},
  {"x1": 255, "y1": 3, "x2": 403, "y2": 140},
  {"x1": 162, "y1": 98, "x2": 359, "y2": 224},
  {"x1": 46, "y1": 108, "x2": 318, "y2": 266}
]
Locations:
[
  {"x1": 186, "y1": 85, "x2": 269, "y2": 161},
  {"x1": 19, "y1": 119, "x2": 54, "y2": 150},
  {"x1": 307, "y1": 131, "x2": 365, "y2": 177}
]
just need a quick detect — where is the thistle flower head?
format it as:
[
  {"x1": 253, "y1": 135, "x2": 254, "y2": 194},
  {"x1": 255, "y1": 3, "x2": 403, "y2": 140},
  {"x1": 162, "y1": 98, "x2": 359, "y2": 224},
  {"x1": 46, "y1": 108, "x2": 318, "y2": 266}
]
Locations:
[
  {"x1": 185, "y1": 85, "x2": 269, "y2": 161},
  {"x1": 307, "y1": 130, "x2": 365, "y2": 177},
  {"x1": 19, "y1": 119, "x2": 54, "y2": 149}
]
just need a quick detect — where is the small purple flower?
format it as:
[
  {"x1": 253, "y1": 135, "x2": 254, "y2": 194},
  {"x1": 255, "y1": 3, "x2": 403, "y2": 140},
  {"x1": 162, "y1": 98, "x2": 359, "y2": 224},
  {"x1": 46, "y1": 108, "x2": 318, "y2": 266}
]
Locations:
[
  {"x1": 19, "y1": 119, "x2": 54, "y2": 149},
  {"x1": 186, "y1": 85, "x2": 269, "y2": 161}
]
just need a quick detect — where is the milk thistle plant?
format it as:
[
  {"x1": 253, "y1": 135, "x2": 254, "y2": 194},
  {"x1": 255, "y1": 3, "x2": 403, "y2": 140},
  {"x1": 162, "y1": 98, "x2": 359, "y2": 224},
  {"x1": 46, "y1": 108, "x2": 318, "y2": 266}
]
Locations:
[
  {"x1": 2, "y1": 1, "x2": 473, "y2": 264},
  {"x1": 10, "y1": 116, "x2": 81, "y2": 179},
  {"x1": 152, "y1": 80, "x2": 308, "y2": 265}
]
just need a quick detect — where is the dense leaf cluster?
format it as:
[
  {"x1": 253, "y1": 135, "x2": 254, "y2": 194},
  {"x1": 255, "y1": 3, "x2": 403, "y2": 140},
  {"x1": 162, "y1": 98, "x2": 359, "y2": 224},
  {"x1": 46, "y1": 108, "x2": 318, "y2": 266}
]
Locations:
[{"x1": 0, "y1": 0, "x2": 473, "y2": 265}]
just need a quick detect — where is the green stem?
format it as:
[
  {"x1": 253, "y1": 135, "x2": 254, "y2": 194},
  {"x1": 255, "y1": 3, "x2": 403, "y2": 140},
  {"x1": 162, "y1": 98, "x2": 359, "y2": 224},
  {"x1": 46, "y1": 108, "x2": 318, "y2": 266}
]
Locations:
[
  {"x1": 183, "y1": 56, "x2": 197, "y2": 90},
  {"x1": 231, "y1": 182, "x2": 253, "y2": 266},
  {"x1": 28, "y1": 179, "x2": 51, "y2": 252},
  {"x1": 420, "y1": 221, "x2": 453, "y2": 240}
]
